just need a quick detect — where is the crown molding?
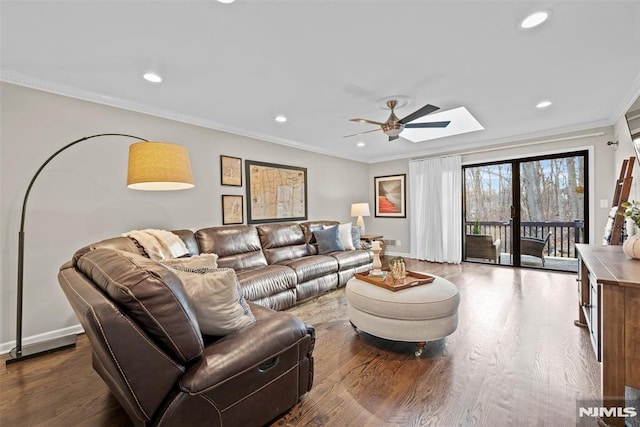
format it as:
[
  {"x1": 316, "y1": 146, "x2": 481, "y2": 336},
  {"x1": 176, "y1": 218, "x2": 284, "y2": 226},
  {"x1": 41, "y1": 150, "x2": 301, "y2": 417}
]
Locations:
[{"x1": 0, "y1": 70, "x2": 366, "y2": 163}]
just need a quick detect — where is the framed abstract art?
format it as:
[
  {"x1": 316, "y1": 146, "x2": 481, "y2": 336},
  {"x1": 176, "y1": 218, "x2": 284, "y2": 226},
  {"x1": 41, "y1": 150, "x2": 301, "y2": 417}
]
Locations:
[{"x1": 374, "y1": 174, "x2": 406, "y2": 218}]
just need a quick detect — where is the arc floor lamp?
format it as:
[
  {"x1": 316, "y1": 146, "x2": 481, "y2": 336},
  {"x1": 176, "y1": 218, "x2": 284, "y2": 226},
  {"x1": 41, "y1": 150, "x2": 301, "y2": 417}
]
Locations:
[{"x1": 6, "y1": 133, "x2": 194, "y2": 364}]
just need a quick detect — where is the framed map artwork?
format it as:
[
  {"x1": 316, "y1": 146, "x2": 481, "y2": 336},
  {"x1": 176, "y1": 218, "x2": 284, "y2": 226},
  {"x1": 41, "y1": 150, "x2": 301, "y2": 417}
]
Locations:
[
  {"x1": 245, "y1": 160, "x2": 308, "y2": 224},
  {"x1": 220, "y1": 155, "x2": 242, "y2": 186},
  {"x1": 374, "y1": 174, "x2": 406, "y2": 218},
  {"x1": 222, "y1": 195, "x2": 244, "y2": 225}
]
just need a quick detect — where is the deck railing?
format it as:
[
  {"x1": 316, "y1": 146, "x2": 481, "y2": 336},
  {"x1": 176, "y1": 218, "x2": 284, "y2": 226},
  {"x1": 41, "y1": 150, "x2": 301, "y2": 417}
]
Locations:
[{"x1": 464, "y1": 219, "x2": 585, "y2": 258}]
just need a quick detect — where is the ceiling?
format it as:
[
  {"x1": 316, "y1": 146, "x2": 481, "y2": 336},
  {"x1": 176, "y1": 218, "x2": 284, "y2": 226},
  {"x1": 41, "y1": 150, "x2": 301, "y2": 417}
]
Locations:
[{"x1": 2, "y1": 0, "x2": 640, "y2": 164}]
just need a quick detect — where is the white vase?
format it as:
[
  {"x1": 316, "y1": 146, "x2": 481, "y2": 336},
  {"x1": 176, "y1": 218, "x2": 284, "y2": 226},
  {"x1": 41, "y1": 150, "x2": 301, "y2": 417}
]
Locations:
[{"x1": 623, "y1": 233, "x2": 640, "y2": 259}]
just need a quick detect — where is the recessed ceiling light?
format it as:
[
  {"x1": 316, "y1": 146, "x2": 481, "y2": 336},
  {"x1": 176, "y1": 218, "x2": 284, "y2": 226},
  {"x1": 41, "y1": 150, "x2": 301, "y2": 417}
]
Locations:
[
  {"x1": 275, "y1": 115, "x2": 287, "y2": 123},
  {"x1": 536, "y1": 100, "x2": 552, "y2": 109},
  {"x1": 143, "y1": 72, "x2": 162, "y2": 83},
  {"x1": 357, "y1": 142, "x2": 365, "y2": 147},
  {"x1": 218, "y1": 0, "x2": 235, "y2": 3},
  {"x1": 520, "y1": 11, "x2": 549, "y2": 29}
]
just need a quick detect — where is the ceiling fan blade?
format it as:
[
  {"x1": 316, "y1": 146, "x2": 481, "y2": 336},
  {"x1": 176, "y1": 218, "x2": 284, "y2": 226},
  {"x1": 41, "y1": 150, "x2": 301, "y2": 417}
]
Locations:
[
  {"x1": 389, "y1": 135, "x2": 399, "y2": 142},
  {"x1": 399, "y1": 104, "x2": 440, "y2": 124},
  {"x1": 404, "y1": 121, "x2": 451, "y2": 128},
  {"x1": 343, "y1": 128, "x2": 382, "y2": 138},
  {"x1": 349, "y1": 118, "x2": 384, "y2": 126}
]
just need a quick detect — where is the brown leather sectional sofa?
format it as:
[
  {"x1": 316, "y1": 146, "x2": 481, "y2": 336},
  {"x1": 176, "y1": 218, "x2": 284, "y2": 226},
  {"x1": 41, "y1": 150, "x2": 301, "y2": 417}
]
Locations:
[
  {"x1": 58, "y1": 220, "x2": 371, "y2": 426},
  {"x1": 196, "y1": 220, "x2": 373, "y2": 309}
]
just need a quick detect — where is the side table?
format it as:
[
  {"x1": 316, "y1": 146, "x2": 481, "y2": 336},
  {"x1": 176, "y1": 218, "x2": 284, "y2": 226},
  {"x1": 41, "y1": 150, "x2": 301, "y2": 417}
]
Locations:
[{"x1": 360, "y1": 234, "x2": 385, "y2": 257}]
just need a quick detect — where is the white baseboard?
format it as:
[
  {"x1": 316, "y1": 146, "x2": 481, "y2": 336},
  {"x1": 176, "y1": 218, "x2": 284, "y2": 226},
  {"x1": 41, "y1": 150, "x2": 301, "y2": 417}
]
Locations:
[
  {"x1": 384, "y1": 250, "x2": 411, "y2": 258},
  {"x1": 0, "y1": 324, "x2": 84, "y2": 355}
]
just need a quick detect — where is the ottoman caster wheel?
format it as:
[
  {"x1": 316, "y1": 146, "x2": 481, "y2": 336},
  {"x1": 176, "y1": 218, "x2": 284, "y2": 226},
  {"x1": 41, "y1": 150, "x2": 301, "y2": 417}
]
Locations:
[
  {"x1": 349, "y1": 321, "x2": 358, "y2": 333},
  {"x1": 415, "y1": 342, "x2": 427, "y2": 357}
]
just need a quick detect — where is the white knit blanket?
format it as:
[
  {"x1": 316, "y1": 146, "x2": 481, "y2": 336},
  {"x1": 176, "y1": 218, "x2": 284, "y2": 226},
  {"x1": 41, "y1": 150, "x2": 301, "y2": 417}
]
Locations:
[{"x1": 122, "y1": 229, "x2": 189, "y2": 261}]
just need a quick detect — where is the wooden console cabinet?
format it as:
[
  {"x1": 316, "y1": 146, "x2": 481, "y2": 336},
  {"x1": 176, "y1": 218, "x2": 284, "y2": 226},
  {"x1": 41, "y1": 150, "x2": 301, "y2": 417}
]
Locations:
[{"x1": 575, "y1": 244, "x2": 640, "y2": 427}]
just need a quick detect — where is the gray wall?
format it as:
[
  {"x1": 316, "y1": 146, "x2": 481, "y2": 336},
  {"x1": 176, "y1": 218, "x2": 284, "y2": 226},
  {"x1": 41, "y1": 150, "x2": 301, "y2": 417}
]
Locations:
[
  {"x1": 0, "y1": 83, "x2": 369, "y2": 351},
  {"x1": 369, "y1": 128, "x2": 617, "y2": 257}
]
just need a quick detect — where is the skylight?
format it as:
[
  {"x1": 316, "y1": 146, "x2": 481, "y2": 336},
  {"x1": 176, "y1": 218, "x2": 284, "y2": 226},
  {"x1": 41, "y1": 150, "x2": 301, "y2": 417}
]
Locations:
[{"x1": 400, "y1": 107, "x2": 484, "y2": 143}]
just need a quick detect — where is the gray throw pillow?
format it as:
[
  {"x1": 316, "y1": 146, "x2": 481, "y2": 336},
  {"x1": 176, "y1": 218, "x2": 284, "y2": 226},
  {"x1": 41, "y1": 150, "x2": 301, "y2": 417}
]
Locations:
[
  {"x1": 351, "y1": 226, "x2": 362, "y2": 249},
  {"x1": 314, "y1": 226, "x2": 345, "y2": 254},
  {"x1": 166, "y1": 266, "x2": 255, "y2": 336}
]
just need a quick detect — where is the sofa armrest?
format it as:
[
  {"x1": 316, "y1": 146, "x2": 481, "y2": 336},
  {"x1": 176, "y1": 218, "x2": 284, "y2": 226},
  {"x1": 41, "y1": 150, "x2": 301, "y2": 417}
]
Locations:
[{"x1": 179, "y1": 306, "x2": 313, "y2": 394}]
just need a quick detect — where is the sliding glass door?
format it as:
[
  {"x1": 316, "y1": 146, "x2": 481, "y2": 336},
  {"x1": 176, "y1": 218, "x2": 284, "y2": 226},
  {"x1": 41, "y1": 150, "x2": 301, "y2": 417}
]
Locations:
[
  {"x1": 463, "y1": 162, "x2": 513, "y2": 266},
  {"x1": 518, "y1": 154, "x2": 586, "y2": 270},
  {"x1": 463, "y1": 150, "x2": 588, "y2": 272}
]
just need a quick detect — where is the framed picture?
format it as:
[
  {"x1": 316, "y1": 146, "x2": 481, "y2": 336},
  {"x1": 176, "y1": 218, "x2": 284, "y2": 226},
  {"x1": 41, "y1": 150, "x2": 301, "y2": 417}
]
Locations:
[
  {"x1": 222, "y1": 195, "x2": 244, "y2": 225},
  {"x1": 245, "y1": 160, "x2": 307, "y2": 224},
  {"x1": 374, "y1": 174, "x2": 406, "y2": 218},
  {"x1": 220, "y1": 155, "x2": 242, "y2": 186}
]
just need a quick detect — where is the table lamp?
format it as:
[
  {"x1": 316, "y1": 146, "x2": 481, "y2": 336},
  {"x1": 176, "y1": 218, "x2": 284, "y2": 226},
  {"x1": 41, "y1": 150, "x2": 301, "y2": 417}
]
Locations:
[
  {"x1": 351, "y1": 202, "x2": 370, "y2": 235},
  {"x1": 7, "y1": 133, "x2": 194, "y2": 364}
]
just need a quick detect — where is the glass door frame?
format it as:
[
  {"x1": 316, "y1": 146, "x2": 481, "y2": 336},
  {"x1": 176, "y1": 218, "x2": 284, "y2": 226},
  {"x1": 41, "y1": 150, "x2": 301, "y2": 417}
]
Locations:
[{"x1": 462, "y1": 149, "x2": 589, "y2": 270}]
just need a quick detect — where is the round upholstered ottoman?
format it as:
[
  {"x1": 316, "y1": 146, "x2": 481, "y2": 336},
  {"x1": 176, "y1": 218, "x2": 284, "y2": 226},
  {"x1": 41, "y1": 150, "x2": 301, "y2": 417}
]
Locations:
[{"x1": 345, "y1": 274, "x2": 460, "y2": 356}]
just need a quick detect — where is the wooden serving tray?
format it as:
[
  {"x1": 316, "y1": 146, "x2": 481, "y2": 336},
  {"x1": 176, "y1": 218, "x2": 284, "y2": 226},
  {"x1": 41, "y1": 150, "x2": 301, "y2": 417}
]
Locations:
[{"x1": 354, "y1": 269, "x2": 435, "y2": 291}]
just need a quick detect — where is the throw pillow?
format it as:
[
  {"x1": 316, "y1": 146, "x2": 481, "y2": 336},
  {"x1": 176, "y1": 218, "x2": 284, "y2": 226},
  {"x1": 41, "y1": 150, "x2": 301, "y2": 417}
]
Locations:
[
  {"x1": 162, "y1": 253, "x2": 219, "y2": 269},
  {"x1": 314, "y1": 226, "x2": 344, "y2": 254},
  {"x1": 167, "y1": 266, "x2": 255, "y2": 336},
  {"x1": 351, "y1": 226, "x2": 362, "y2": 249},
  {"x1": 323, "y1": 222, "x2": 355, "y2": 250}
]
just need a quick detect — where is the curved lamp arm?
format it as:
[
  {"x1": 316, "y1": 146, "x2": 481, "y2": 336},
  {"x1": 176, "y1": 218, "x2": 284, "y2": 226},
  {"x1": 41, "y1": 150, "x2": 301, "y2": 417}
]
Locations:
[{"x1": 11, "y1": 133, "x2": 147, "y2": 362}]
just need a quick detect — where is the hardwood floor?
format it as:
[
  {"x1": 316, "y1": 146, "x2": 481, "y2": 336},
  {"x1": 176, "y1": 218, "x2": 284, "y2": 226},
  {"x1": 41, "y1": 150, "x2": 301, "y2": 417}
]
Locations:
[{"x1": 1, "y1": 260, "x2": 601, "y2": 426}]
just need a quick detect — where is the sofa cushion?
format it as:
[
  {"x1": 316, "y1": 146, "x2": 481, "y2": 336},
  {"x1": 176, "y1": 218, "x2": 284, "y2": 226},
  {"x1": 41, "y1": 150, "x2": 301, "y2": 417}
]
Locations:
[
  {"x1": 278, "y1": 255, "x2": 339, "y2": 283},
  {"x1": 75, "y1": 248, "x2": 203, "y2": 363},
  {"x1": 196, "y1": 225, "x2": 268, "y2": 270},
  {"x1": 171, "y1": 229, "x2": 200, "y2": 256},
  {"x1": 330, "y1": 250, "x2": 373, "y2": 270},
  {"x1": 314, "y1": 226, "x2": 344, "y2": 254},
  {"x1": 257, "y1": 222, "x2": 309, "y2": 264},
  {"x1": 235, "y1": 265, "x2": 298, "y2": 302},
  {"x1": 167, "y1": 266, "x2": 255, "y2": 336}
]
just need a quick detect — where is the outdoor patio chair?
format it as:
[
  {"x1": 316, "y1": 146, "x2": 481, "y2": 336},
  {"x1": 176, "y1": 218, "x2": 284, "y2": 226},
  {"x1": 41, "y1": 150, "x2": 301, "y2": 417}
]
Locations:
[
  {"x1": 521, "y1": 232, "x2": 551, "y2": 266},
  {"x1": 465, "y1": 234, "x2": 501, "y2": 263}
]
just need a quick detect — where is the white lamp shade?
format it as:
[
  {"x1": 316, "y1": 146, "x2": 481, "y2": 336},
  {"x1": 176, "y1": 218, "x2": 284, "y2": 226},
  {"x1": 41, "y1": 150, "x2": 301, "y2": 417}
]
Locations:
[
  {"x1": 127, "y1": 142, "x2": 194, "y2": 190},
  {"x1": 351, "y1": 202, "x2": 370, "y2": 217}
]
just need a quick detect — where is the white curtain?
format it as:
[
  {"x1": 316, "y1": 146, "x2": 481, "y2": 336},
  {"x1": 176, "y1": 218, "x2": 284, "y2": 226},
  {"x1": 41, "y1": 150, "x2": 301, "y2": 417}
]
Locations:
[{"x1": 409, "y1": 155, "x2": 462, "y2": 263}]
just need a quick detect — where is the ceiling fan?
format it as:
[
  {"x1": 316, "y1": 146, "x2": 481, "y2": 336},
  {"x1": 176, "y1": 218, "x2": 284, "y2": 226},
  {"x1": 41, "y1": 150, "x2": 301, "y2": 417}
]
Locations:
[{"x1": 344, "y1": 98, "x2": 450, "y2": 141}]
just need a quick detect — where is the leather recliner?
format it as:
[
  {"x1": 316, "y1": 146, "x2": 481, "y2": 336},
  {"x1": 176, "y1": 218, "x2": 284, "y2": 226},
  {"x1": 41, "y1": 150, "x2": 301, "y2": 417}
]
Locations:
[{"x1": 58, "y1": 238, "x2": 314, "y2": 427}]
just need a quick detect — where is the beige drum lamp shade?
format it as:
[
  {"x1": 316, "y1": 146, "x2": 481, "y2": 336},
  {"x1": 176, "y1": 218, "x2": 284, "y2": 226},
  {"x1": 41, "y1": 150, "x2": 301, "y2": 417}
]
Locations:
[
  {"x1": 351, "y1": 202, "x2": 371, "y2": 218},
  {"x1": 351, "y1": 202, "x2": 370, "y2": 234},
  {"x1": 127, "y1": 142, "x2": 194, "y2": 190}
]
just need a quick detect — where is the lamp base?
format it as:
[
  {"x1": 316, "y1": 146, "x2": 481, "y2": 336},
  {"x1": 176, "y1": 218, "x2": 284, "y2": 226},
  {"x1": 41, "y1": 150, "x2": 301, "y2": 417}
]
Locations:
[{"x1": 5, "y1": 335, "x2": 77, "y2": 365}]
